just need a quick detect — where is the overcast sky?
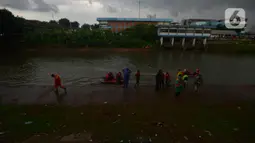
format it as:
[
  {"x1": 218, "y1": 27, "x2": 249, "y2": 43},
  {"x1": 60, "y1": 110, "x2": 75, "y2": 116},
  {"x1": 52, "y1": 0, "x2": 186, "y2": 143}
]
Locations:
[{"x1": 1, "y1": 0, "x2": 255, "y2": 29}]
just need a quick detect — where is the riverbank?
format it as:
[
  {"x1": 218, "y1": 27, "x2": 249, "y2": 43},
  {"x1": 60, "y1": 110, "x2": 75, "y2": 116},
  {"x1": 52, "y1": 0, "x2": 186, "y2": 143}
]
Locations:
[
  {"x1": 23, "y1": 41, "x2": 255, "y2": 54},
  {"x1": 1, "y1": 85, "x2": 255, "y2": 142}
]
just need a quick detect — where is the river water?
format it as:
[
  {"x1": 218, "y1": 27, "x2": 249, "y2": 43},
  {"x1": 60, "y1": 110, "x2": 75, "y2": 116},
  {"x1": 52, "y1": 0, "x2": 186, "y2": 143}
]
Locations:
[
  {"x1": 0, "y1": 49, "x2": 255, "y2": 87},
  {"x1": 0, "y1": 49, "x2": 255, "y2": 104}
]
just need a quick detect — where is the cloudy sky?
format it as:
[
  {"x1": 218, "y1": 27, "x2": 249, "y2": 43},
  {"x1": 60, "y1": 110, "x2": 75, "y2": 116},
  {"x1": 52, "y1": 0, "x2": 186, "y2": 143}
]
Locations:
[{"x1": 1, "y1": 0, "x2": 255, "y2": 29}]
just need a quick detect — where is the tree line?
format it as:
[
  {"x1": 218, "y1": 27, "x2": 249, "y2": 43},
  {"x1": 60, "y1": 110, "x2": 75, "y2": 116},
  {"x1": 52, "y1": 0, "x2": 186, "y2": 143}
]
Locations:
[{"x1": 0, "y1": 9, "x2": 157, "y2": 49}]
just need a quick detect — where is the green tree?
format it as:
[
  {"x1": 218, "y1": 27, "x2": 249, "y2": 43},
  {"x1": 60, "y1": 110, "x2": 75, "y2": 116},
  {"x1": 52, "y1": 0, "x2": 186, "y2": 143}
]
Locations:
[
  {"x1": 58, "y1": 18, "x2": 70, "y2": 28},
  {"x1": 71, "y1": 21, "x2": 79, "y2": 29},
  {"x1": 81, "y1": 23, "x2": 90, "y2": 29}
]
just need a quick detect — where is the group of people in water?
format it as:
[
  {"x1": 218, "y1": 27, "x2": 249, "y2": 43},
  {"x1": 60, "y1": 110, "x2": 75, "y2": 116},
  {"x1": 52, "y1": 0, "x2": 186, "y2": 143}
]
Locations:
[
  {"x1": 49, "y1": 68, "x2": 203, "y2": 96},
  {"x1": 104, "y1": 68, "x2": 203, "y2": 96}
]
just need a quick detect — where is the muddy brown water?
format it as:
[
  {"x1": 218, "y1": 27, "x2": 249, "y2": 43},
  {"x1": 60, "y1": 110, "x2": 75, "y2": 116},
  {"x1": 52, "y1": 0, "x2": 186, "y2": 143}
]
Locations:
[{"x1": 0, "y1": 49, "x2": 255, "y2": 105}]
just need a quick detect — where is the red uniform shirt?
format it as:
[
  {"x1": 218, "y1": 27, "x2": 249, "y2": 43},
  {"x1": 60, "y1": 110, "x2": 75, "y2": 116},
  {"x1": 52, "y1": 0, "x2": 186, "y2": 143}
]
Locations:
[{"x1": 54, "y1": 75, "x2": 61, "y2": 86}]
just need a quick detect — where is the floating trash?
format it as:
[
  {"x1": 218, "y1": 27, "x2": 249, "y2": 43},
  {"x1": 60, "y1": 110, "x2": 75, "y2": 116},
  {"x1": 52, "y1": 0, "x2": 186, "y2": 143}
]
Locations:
[
  {"x1": 24, "y1": 121, "x2": 33, "y2": 125},
  {"x1": 112, "y1": 119, "x2": 120, "y2": 124},
  {"x1": 89, "y1": 139, "x2": 93, "y2": 142},
  {"x1": 149, "y1": 138, "x2": 152, "y2": 142},
  {"x1": 184, "y1": 136, "x2": 188, "y2": 140},
  {"x1": 0, "y1": 132, "x2": 5, "y2": 135},
  {"x1": 118, "y1": 114, "x2": 121, "y2": 117},
  {"x1": 157, "y1": 122, "x2": 164, "y2": 127},
  {"x1": 204, "y1": 130, "x2": 212, "y2": 136},
  {"x1": 20, "y1": 113, "x2": 27, "y2": 116},
  {"x1": 233, "y1": 128, "x2": 239, "y2": 131},
  {"x1": 237, "y1": 106, "x2": 241, "y2": 110},
  {"x1": 80, "y1": 112, "x2": 84, "y2": 115},
  {"x1": 120, "y1": 140, "x2": 123, "y2": 142},
  {"x1": 198, "y1": 136, "x2": 202, "y2": 139},
  {"x1": 104, "y1": 102, "x2": 108, "y2": 104},
  {"x1": 155, "y1": 134, "x2": 158, "y2": 137},
  {"x1": 192, "y1": 125, "x2": 195, "y2": 128}
]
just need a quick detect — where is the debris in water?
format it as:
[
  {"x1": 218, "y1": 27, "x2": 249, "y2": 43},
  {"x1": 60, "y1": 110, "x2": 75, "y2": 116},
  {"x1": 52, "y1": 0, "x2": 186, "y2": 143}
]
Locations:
[
  {"x1": 24, "y1": 121, "x2": 33, "y2": 125},
  {"x1": 149, "y1": 138, "x2": 152, "y2": 142},
  {"x1": 80, "y1": 112, "x2": 84, "y2": 115},
  {"x1": 20, "y1": 113, "x2": 27, "y2": 116},
  {"x1": 118, "y1": 114, "x2": 121, "y2": 117},
  {"x1": 120, "y1": 140, "x2": 123, "y2": 142},
  {"x1": 141, "y1": 130, "x2": 143, "y2": 133},
  {"x1": 233, "y1": 128, "x2": 239, "y2": 131},
  {"x1": 204, "y1": 130, "x2": 212, "y2": 136},
  {"x1": 104, "y1": 102, "x2": 108, "y2": 104},
  {"x1": 157, "y1": 122, "x2": 164, "y2": 127},
  {"x1": 89, "y1": 139, "x2": 93, "y2": 142},
  {"x1": 184, "y1": 136, "x2": 188, "y2": 140},
  {"x1": 198, "y1": 136, "x2": 202, "y2": 139},
  {"x1": 237, "y1": 106, "x2": 241, "y2": 110},
  {"x1": 132, "y1": 112, "x2": 136, "y2": 115},
  {"x1": 128, "y1": 140, "x2": 131, "y2": 143},
  {"x1": 173, "y1": 124, "x2": 177, "y2": 127},
  {"x1": 112, "y1": 119, "x2": 120, "y2": 124},
  {"x1": 192, "y1": 125, "x2": 195, "y2": 128},
  {"x1": 0, "y1": 132, "x2": 5, "y2": 135},
  {"x1": 155, "y1": 134, "x2": 158, "y2": 137},
  {"x1": 44, "y1": 104, "x2": 48, "y2": 107}
]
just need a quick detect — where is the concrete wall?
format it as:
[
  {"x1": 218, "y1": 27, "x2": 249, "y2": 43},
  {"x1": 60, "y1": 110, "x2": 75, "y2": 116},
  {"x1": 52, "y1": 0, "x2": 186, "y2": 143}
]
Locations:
[{"x1": 108, "y1": 21, "x2": 158, "y2": 32}]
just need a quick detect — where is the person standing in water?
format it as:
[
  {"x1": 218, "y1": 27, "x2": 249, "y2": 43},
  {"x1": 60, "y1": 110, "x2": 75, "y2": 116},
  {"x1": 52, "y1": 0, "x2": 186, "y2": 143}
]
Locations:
[
  {"x1": 182, "y1": 74, "x2": 189, "y2": 88},
  {"x1": 155, "y1": 69, "x2": 164, "y2": 90},
  {"x1": 49, "y1": 73, "x2": 67, "y2": 94},
  {"x1": 175, "y1": 79, "x2": 183, "y2": 96},
  {"x1": 123, "y1": 68, "x2": 132, "y2": 88},
  {"x1": 134, "y1": 70, "x2": 140, "y2": 88},
  {"x1": 165, "y1": 72, "x2": 171, "y2": 87}
]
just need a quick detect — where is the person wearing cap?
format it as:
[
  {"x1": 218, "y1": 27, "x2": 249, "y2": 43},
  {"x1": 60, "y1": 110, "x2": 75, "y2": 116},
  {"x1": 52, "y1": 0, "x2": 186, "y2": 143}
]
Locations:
[{"x1": 49, "y1": 73, "x2": 67, "y2": 94}]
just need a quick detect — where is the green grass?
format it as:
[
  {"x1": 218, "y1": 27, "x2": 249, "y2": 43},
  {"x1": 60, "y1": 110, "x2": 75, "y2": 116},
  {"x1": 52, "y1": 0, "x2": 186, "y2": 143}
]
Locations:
[{"x1": 1, "y1": 98, "x2": 255, "y2": 142}]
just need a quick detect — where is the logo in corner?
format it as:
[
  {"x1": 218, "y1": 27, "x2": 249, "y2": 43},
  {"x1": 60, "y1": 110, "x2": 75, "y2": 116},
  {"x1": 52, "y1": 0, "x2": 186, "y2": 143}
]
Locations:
[{"x1": 225, "y1": 8, "x2": 246, "y2": 29}]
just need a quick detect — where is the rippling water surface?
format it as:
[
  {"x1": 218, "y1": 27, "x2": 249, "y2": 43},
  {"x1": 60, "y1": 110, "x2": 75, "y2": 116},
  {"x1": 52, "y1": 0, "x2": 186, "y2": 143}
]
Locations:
[{"x1": 0, "y1": 49, "x2": 255, "y2": 87}]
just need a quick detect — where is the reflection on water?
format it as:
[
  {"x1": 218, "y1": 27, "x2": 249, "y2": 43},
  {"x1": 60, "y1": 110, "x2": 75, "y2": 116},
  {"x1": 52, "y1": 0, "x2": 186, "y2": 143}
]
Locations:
[{"x1": 0, "y1": 50, "x2": 255, "y2": 86}]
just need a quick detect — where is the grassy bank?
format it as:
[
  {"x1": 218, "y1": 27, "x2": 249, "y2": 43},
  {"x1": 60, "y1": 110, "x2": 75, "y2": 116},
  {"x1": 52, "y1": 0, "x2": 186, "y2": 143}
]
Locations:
[
  {"x1": 1, "y1": 98, "x2": 255, "y2": 142},
  {"x1": 207, "y1": 43, "x2": 255, "y2": 54}
]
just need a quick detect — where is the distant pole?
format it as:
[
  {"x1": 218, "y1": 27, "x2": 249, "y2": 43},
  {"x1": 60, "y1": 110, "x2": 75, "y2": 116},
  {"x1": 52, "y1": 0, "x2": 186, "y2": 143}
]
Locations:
[
  {"x1": 138, "y1": 0, "x2": 140, "y2": 18},
  {"x1": 52, "y1": 13, "x2": 54, "y2": 20}
]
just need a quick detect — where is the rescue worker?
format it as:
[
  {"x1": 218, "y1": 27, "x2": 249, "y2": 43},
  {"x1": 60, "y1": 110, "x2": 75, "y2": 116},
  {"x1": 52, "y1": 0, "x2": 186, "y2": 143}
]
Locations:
[
  {"x1": 105, "y1": 72, "x2": 114, "y2": 81},
  {"x1": 160, "y1": 70, "x2": 165, "y2": 88},
  {"x1": 194, "y1": 73, "x2": 203, "y2": 92},
  {"x1": 183, "y1": 69, "x2": 190, "y2": 75},
  {"x1": 165, "y1": 72, "x2": 171, "y2": 87},
  {"x1": 182, "y1": 74, "x2": 189, "y2": 88},
  {"x1": 175, "y1": 79, "x2": 183, "y2": 96},
  {"x1": 155, "y1": 69, "x2": 163, "y2": 91},
  {"x1": 123, "y1": 68, "x2": 132, "y2": 88},
  {"x1": 50, "y1": 73, "x2": 67, "y2": 94},
  {"x1": 193, "y1": 68, "x2": 200, "y2": 76},
  {"x1": 134, "y1": 70, "x2": 140, "y2": 87},
  {"x1": 177, "y1": 69, "x2": 183, "y2": 77},
  {"x1": 116, "y1": 72, "x2": 123, "y2": 84}
]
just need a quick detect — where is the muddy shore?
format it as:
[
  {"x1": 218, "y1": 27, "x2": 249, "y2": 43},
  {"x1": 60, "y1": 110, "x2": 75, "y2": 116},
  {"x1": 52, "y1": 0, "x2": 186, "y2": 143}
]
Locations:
[{"x1": 1, "y1": 84, "x2": 255, "y2": 142}]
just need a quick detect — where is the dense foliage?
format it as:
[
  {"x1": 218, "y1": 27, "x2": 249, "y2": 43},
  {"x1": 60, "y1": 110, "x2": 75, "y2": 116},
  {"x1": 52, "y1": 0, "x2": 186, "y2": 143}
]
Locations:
[{"x1": 0, "y1": 9, "x2": 157, "y2": 48}]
